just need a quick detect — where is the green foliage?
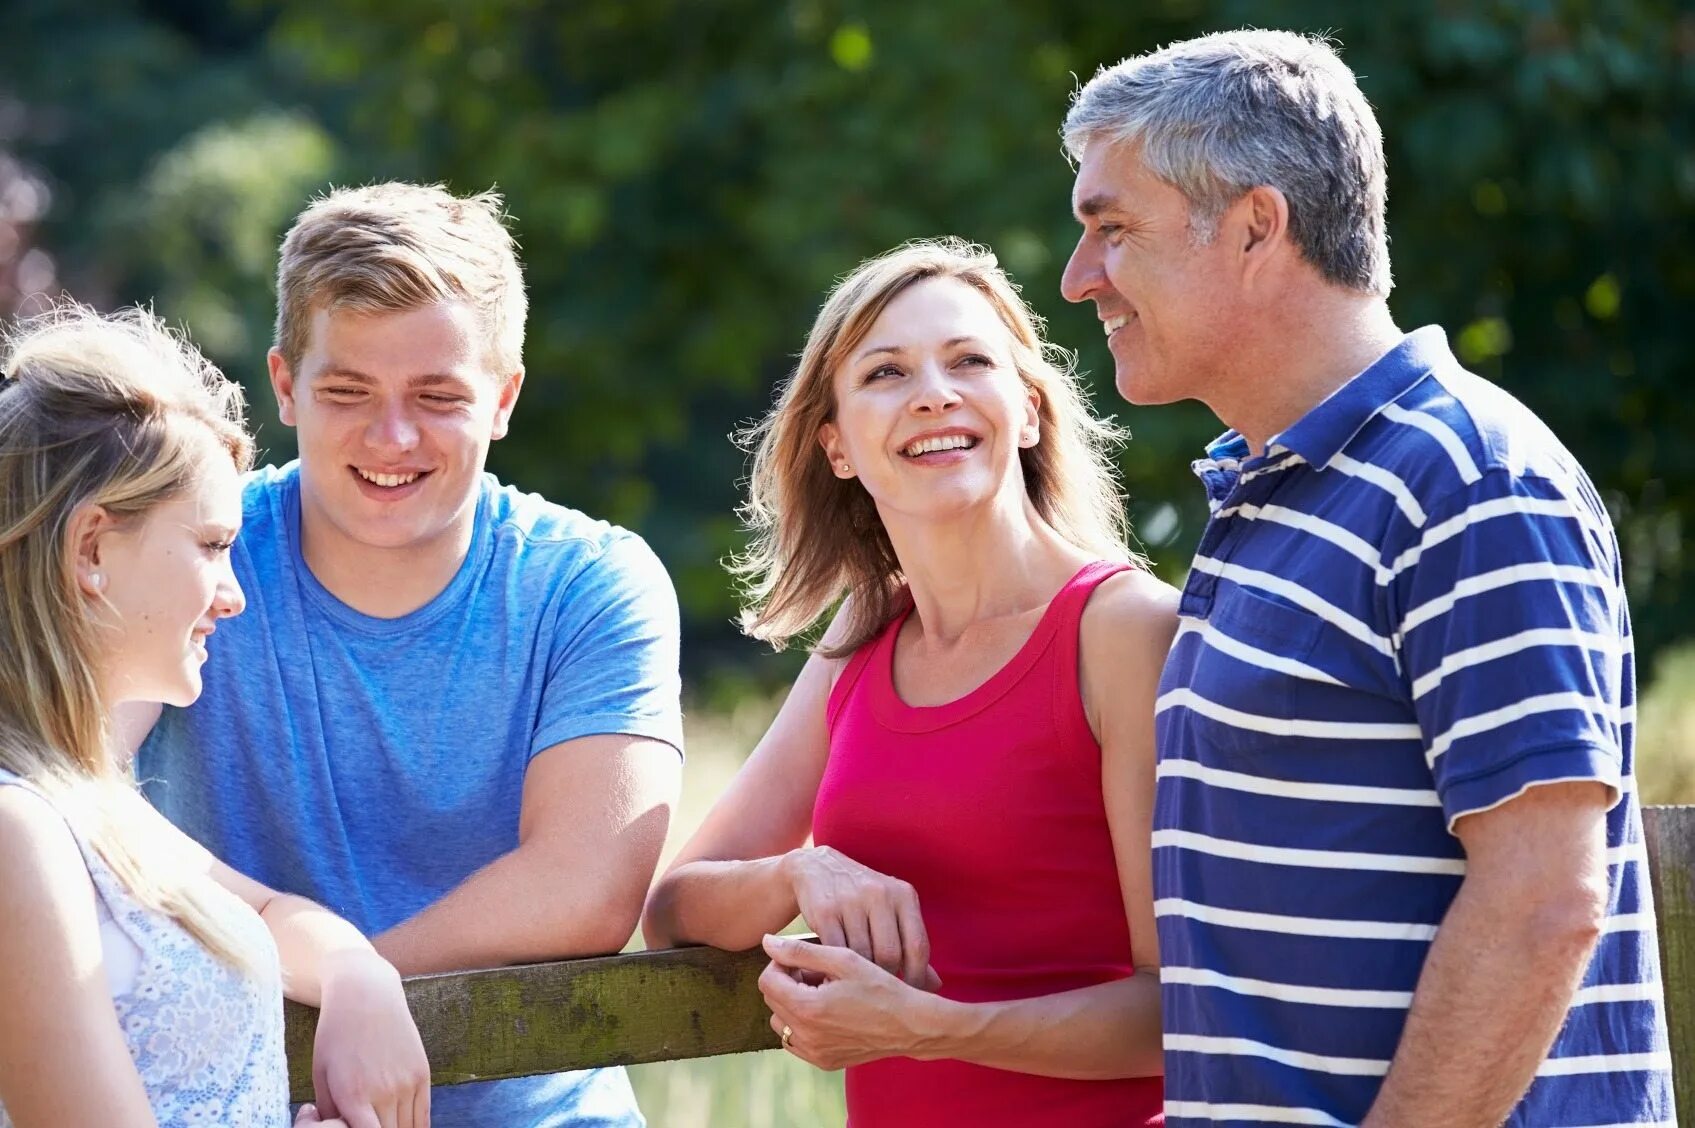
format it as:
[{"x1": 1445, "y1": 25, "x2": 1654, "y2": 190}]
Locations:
[{"x1": 5, "y1": 0, "x2": 1690, "y2": 680}]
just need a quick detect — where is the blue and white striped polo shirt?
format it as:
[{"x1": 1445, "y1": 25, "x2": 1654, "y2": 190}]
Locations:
[{"x1": 1154, "y1": 326, "x2": 1674, "y2": 1126}]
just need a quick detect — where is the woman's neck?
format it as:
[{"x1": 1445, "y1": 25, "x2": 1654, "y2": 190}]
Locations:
[{"x1": 881, "y1": 495, "x2": 1092, "y2": 645}]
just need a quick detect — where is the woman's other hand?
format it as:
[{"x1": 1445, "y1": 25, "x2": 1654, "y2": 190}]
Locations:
[{"x1": 783, "y1": 846, "x2": 939, "y2": 988}]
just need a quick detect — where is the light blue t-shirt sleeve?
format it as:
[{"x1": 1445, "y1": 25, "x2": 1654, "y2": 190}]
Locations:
[{"x1": 531, "y1": 532, "x2": 684, "y2": 759}]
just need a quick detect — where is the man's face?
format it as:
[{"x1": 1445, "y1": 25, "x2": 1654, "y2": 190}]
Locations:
[
  {"x1": 269, "y1": 301, "x2": 522, "y2": 565},
  {"x1": 1061, "y1": 141, "x2": 1238, "y2": 406}
]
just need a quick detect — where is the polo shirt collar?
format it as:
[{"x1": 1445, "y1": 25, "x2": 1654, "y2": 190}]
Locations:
[{"x1": 1271, "y1": 325, "x2": 1453, "y2": 471}]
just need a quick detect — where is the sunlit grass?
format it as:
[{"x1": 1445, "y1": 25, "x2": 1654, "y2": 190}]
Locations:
[
  {"x1": 1634, "y1": 641, "x2": 1695, "y2": 805},
  {"x1": 628, "y1": 691, "x2": 846, "y2": 1127}
]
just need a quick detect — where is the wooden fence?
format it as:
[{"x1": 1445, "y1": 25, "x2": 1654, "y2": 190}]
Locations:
[{"x1": 286, "y1": 804, "x2": 1695, "y2": 1110}]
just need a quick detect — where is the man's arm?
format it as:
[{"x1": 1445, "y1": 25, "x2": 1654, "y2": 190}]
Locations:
[
  {"x1": 1362, "y1": 779, "x2": 1611, "y2": 1126},
  {"x1": 372, "y1": 733, "x2": 681, "y2": 974}
]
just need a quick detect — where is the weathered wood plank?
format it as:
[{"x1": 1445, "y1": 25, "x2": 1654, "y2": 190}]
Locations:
[
  {"x1": 1643, "y1": 805, "x2": 1694, "y2": 1116},
  {"x1": 285, "y1": 808, "x2": 1695, "y2": 1104},
  {"x1": 285, "y1": 943, "x2": 779, "y2": 1102}
]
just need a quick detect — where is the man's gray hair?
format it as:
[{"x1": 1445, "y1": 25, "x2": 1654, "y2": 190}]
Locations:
[{"x1": 1065, "y1": 29, "x2": 1391, "y2": 296}]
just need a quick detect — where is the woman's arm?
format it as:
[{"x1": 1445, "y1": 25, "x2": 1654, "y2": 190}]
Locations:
[
  {"x1": 125, "y1": 793, "x2": 430, "y2": 1128},
  {"x1": 644, "y1": 642, "x2": 937, "y2": 985},
  {"x1": 0, "y1": 788, "x2": 158, "y2": 1128},
  {"x1": 760, "y1": 571, "x2": 1178, "y2": 1078}
]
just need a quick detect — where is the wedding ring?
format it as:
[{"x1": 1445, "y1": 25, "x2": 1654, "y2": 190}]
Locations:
[{"x1": 780, "y1": 1024, "x2": 794, "y2": 1049}]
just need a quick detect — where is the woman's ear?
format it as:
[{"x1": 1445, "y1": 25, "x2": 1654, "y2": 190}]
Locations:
[
  {"x1": 819, "y1": 421, "x2": 856, "y2": 479},
  {"x1": 1019, "y1": 386, "x2": 1042, "y2": 448},
  {"x1": 66, "y1": 501, "x2": 116, "y2": 596}
]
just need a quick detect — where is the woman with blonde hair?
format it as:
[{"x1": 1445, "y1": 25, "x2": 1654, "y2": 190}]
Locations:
[
  {"x1": 0, "y1": 305, "x2": 429, "y2": 1128},
  {"x1": 645, "y1": 239, "x2": 1173, "y2": 1126}
]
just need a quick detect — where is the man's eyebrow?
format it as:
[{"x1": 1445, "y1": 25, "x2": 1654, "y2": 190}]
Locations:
[{"x1": 1074, "y1": 193, "x2": 1120, "y2": 220}]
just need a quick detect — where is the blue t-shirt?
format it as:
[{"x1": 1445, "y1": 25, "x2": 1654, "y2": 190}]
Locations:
[
  {"x1": 1155, "y1": 328, "x2": 1674, "y2": 1126},
  {"x1": 139, "y1": 462, "x2": 683, "y2": 1128}
]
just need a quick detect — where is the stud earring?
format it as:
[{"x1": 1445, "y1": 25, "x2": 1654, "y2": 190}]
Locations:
[
  {"x1": 838, "y1": 462, "x2": 852, "y2": 475},
  {"x1": 89, "y1": 572, "x2": 105, "y2": 591}
]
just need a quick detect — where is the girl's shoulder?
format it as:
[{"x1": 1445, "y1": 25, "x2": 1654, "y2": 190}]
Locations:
[{"x1": 0, "y1": 780, "x2": 100, "y2": 947}]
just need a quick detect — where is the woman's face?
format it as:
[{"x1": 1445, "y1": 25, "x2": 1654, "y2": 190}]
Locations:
[
  {"x1": 818, "y1": 276, "x2": 1039, "y2": 528},
  {"x1": 87, "y1": 447, "x2": 246, "y2": 708}
]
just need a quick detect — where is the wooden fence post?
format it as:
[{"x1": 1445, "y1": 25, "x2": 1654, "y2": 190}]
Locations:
[{"x1": 1643, "y1": 805, "x2": 1693, "y2": 1116}]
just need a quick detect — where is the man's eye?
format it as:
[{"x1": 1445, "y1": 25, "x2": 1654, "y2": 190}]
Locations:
[{"x1": 422, "y1": 394, "x2": 464, "y2": 405}]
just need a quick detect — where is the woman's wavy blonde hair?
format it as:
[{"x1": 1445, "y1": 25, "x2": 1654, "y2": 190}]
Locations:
[
  {"x1": 0, "y1": 303, "x2": 256, "y2": 966},
  {"x1": 733, "y1": 238, "x2": 1138, "y2": 657}
]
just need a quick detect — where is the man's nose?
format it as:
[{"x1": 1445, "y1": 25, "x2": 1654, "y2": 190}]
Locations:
[{"x1": 1060, "y1": 232, "x2": 1101, "y2": 305}]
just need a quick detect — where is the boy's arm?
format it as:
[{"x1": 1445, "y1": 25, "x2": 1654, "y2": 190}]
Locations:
[{"x1": 372, "y1": 732, "x2": 680, "y2": 972}]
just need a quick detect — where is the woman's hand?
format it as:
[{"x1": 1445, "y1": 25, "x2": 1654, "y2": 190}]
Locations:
[
  {"x1": 294, "y1": 1104, "x2": 348, "y2": 1127},
  {"x1": 758, "y1": 933, "x2": 952, "y2": 1071},
  {"x1": 783, "y1": 846, "x2": 939, "y2": 988},
  {"x1": 309, "y1": 952, "x2": 431, "y2": 1128}
]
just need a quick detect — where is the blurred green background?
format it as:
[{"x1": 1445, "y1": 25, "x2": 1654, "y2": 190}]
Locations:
[{"x1": 3, "y1": 0, "x2": 1691, "y2": 1122}]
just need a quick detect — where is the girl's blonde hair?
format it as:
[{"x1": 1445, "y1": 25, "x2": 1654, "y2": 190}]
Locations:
[
  {"x1": 0, "y1": 303, "x2": 255, "y2": 966},
  {"x1": 734, "y1": 238, "x2": 1138, "y2": 657}
]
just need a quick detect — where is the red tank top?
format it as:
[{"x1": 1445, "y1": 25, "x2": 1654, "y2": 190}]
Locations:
[{"x1": 814, "y1": 560, "x2": 1164, "y2": 1127}]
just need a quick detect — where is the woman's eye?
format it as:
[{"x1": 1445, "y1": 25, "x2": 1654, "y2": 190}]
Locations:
[
  {"x1": 204, "y1": 539, "x2": 236, "y2": 555},
  {"x1": 957, "y1": 354, "x2": 992, "y2": 368},
  {"x1": 865, "y1": 364, "x2": 902, "y2": 382}
]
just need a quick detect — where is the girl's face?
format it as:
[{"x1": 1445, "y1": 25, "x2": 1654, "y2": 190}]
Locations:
[{"x1": 84, "y1": 447, "x2": 247, "y2": 708}]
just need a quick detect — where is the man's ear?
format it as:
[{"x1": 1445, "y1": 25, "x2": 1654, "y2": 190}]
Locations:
[
  {"x1": 1236, "y1": 184, "x2": 1291, "y2": 282},
  {"x1": 490, "y1": 367, "x2": 525, "y2": 441},
  {"x1": 268, "y1": 348, "x2": 299, "y2": 428},
  {"x1": 66, "y1": 501, "x2": 117, "y2": 597}
]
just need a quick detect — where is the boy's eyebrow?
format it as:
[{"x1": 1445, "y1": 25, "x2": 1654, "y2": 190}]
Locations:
[
  {"x1": 412, "y1": 373, "x2": 475, "y2": 389},
  {"x1": 313, "y1": 367, "x2": 375, "y2": 385},
  {"x1": 312, "y1": 368, "x2": 474, "y2": 388}
]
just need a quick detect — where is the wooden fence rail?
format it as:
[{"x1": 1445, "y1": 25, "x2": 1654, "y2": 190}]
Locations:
[{"x1": 286, "y1": 804, "x2": 1695, "y2": 1111}]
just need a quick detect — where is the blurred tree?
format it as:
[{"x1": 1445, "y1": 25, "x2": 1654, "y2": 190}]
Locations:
[{"x1": 7, "y1": 0, "x2": 1691, "y2": 681}]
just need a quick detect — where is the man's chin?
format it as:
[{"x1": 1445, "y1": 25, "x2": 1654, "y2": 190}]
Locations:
[{"x1": 1114, "y1": 369, "x2": 1180, "y2": 407}]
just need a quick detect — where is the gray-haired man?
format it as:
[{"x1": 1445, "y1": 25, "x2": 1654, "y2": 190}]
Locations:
[{"x1": 1061, "y1": 29, "x2": 1673, "y2": 1127}]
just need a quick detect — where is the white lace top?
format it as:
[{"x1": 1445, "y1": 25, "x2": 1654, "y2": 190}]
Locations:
[{"x1": 0, "y1": 770, "x2": 289, "y2": 1126}]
